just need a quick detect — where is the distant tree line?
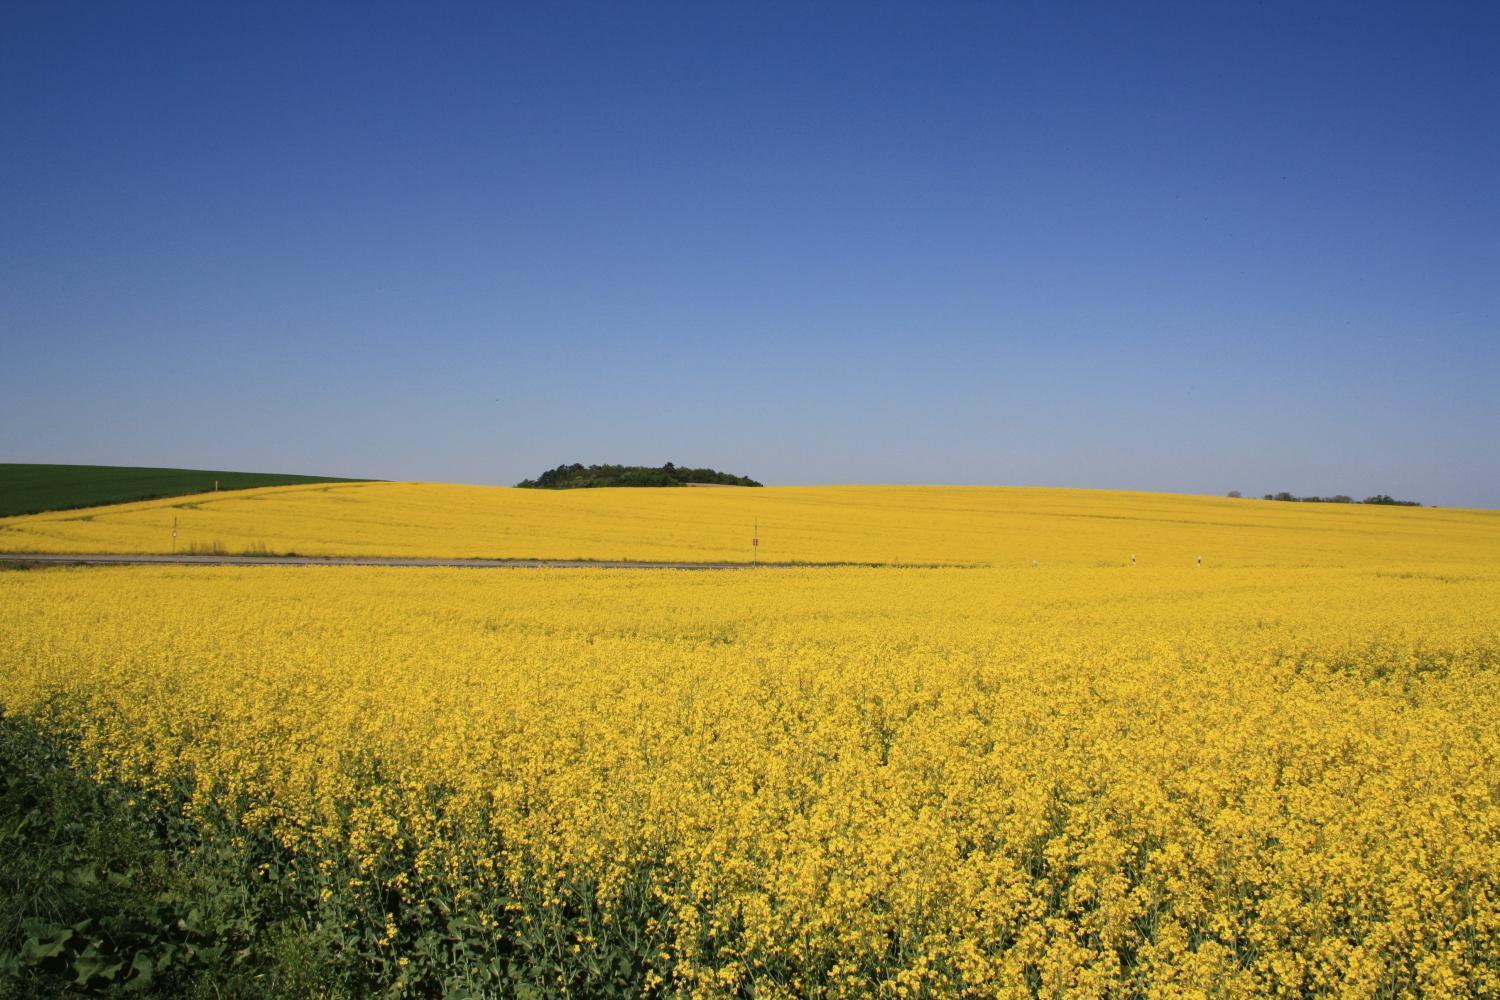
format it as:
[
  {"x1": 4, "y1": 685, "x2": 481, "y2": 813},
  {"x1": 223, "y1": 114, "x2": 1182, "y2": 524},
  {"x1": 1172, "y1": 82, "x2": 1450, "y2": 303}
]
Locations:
[
  {"x1": 1227, "y1": 490, "x2": 1421, "y2": 506},
  {"x1": 517, "y1": 462, "x2": 763, "y2": 489}
]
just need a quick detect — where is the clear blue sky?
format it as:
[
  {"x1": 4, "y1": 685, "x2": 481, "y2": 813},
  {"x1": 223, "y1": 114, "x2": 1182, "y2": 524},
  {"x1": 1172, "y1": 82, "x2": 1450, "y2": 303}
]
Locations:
[{"x1": 3, "y1": 2, "x2": 1497, "y2": 506}]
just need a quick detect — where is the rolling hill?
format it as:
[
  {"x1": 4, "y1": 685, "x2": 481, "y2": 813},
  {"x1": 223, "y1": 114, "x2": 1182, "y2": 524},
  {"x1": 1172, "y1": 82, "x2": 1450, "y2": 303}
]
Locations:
[
  {"x1": 0, "y1": 463, "x2": 370, "y2": 518},
  {"x1": 1, "y1": 480, "x2": 1494, "y2": 567}
]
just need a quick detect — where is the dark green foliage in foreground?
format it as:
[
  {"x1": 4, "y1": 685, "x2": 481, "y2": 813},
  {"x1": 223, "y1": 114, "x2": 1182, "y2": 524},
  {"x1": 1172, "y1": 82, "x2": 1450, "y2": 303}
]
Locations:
[
  {"x1": 517, "y1": 461, "x2": 761, "y2": 489},
  {"x1": 0, "y1": 464, "x2": 371, "y2": 518},
  {"x1": 0, "y1": 709, "x2": 344, "y2": 999},
  {"x1": 0, "y1": 703, "x2": 675, "y2": 998}
]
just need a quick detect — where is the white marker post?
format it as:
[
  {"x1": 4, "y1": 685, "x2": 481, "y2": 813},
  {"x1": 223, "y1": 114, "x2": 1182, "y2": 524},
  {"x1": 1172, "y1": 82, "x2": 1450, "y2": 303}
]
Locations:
[
  {"x1": 172, "y1": 515, "x2": 178, "y2": 555},
  {"x1": 752, "y1": 520, "x2": 759, "y2": 565}
]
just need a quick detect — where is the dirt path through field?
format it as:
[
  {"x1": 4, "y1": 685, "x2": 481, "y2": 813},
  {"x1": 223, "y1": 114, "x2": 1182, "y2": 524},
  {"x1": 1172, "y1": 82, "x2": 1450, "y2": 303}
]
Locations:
[{"x1": 0, "y1": 553, "x2": 941, "y2": 570}]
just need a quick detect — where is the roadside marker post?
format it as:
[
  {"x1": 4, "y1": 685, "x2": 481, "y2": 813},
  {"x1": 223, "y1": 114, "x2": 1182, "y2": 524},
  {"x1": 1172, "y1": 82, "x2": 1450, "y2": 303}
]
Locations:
[
  {"x1": 752, "y1": 520, "x2": 758, "y2": 565},
  {"x1": 172, "y1": 515, "x2": 178, "y2": 554}
]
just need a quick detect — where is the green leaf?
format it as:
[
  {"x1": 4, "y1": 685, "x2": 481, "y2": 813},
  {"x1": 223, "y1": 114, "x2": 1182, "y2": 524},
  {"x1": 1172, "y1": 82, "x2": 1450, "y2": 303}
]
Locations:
[
  {"x1": 20, "y1": 926, "x2": 71, "y2": 963},
  {"x1": 177, "y1": 907, "x2": 204, "y2": 934},
  {"x1": 68, "y1": 863, "x2": 100, "y2": 887},
  {"x1": 124, "y1": 951, "x2": 154, "y2": 991},
  {"x1": 73, "y1": 945, "x2": 124, "y2": 985}
]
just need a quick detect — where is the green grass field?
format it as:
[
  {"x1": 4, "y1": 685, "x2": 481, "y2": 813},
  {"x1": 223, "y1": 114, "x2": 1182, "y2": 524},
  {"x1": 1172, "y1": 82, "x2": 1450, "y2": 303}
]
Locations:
[{"x1": 0, "y1": 464, "x2": 370, "y2": 518}]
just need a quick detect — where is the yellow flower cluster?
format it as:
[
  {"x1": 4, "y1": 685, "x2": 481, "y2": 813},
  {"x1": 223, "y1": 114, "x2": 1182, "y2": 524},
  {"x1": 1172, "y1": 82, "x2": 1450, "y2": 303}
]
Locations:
[
  {"x1": 3, "y1": 482, "x2": 1498, "y2": 566},
  {"x1": 3, "y1": 560, "x2": 1498, "y2": 996}
]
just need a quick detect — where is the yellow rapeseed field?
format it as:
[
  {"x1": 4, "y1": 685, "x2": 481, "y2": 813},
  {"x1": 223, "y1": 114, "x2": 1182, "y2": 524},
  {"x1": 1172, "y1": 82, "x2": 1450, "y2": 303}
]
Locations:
[
  {"x1": 3, "y1": 481, "x2": 1499, "y2": 566},
  {"x1": 3, "y1": 547, "x2": 1499, "y2": 995}
]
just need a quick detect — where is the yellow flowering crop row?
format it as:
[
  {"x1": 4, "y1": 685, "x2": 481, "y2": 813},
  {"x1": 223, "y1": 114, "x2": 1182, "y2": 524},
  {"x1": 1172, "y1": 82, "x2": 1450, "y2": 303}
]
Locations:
[
  {"x1": 3, "y1": 482, "x2": 1498, "y2": 566},
  {"x1": 3, "y1": 561, "x2": 1498, "y2": 996}
]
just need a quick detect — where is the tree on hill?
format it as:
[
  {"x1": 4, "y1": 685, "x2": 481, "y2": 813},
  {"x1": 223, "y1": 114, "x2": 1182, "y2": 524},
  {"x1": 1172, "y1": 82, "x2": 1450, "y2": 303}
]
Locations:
[
  {"x1": 516, "y1": 463, "x2": 762, "y2": 489},
  {"x1": 1262, "y1": 491, "x2": 1421, "y2": 507},
  {"x1": 1362, "y1": 494, "x2": 1421, "y2": 506}
]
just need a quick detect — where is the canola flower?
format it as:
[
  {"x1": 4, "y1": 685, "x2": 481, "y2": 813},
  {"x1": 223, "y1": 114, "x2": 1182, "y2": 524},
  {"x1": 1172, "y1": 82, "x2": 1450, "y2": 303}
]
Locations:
[
  {"x1": 2, "y1": 560, "x2": 1498, "y2": 997},
  {"x1": 3, "y1": 482, "x2": 1499, "y2": 567}
]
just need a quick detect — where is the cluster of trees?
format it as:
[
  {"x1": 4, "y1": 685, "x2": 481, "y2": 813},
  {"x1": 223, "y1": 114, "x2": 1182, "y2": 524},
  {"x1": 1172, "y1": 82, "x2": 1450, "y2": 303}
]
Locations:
[
  {"x1": 517, "y1": 462, "x2": 763, "y2": 489},
  {"x1": 1227, "y1": 491, "x2": 1421, "y2": 506}
]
